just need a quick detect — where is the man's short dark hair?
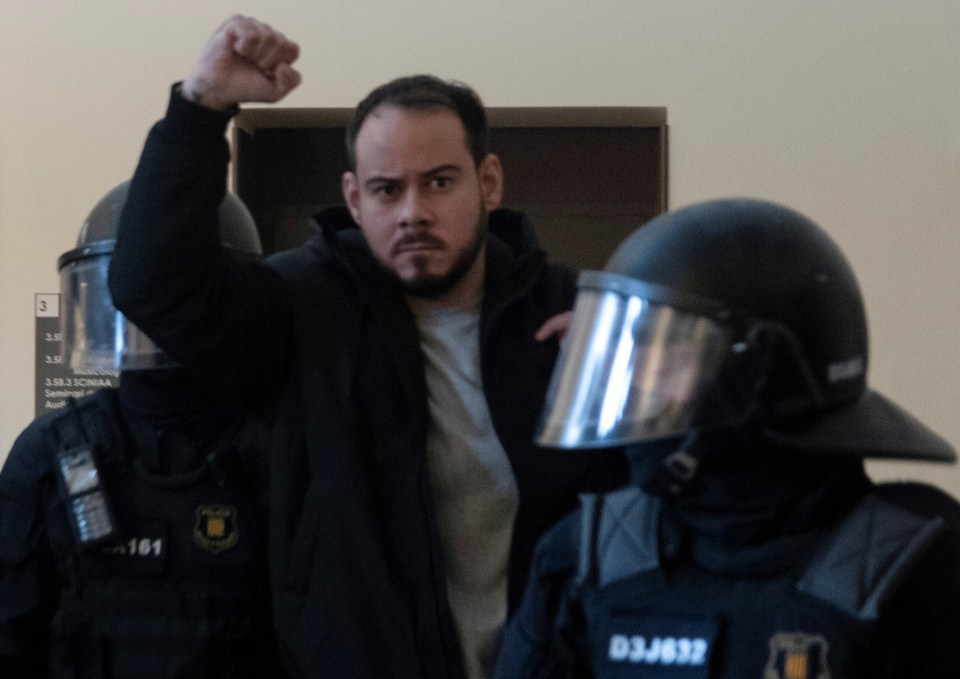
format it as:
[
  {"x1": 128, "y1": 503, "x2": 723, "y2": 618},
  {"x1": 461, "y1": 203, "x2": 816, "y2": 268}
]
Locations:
[{"x1": 346, "y1": 75, "x2": 489, "y2": 170}]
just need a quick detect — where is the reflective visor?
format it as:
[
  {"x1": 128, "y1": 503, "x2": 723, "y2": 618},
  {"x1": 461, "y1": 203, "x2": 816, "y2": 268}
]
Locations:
[
  {"x1": 59, "y1": 250, "x2": 120, "y2": 371},
  {"x1": 536, "y1": 271, "x2": 733, "y2": 448},
  {"x1": 58, "y1": 246, "x2": 175, "y2": 371}
]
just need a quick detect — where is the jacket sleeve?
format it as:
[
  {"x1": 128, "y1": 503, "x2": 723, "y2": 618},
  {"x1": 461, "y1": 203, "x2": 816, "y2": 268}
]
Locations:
[
  {"x1": 0, "y1": 426, "x2": 58, "y2": 678},
  {"x1": 495, "y1": 512, "x2": 592, "y2": 679},
  {"x1": 108, "y1": 85, "x2": 293, "y2": 411}
]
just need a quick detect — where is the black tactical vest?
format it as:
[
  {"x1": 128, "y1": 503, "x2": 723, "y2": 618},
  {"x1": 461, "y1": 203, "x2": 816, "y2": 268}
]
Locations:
[
  {"x1": 42, "y1": 391, "x2": 280, "y2": 679},
  {"x1": 569, "y1": 486, "x2": 944, "y2": 679}
]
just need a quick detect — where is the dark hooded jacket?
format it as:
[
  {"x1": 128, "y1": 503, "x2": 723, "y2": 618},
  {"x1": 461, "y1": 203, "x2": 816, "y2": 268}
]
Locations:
[{"x1": 108, "y1": 87, "x2": 628, "y2": 678}]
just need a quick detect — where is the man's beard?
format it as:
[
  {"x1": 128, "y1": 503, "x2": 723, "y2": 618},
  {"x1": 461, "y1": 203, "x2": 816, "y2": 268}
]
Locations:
[{"x1": 395, "y1": 210, "x2": 488, "y2": 300}]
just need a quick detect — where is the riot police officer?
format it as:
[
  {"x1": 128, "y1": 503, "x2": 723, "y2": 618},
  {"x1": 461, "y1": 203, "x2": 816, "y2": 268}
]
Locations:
[
  {"x1": 496, "y1": 198, "x2": 960, "y2": 678},
  {"x1": 0, "y1": 182, "x2": 284, "y2": 678}
]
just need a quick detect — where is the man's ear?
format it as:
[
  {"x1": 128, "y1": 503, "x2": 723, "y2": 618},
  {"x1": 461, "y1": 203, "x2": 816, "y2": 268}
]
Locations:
[
  {"x1": 342, "y1": 171, "x2": 361, "y2": 223},
  {"x1": 478, "y1": 154, "x2": 504, "y2": 211}
]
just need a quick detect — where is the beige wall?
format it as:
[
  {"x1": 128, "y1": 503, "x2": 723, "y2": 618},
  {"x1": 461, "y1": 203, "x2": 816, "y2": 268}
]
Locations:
[{"x1": 2, "y1": 2, "x2": 959, "y2": 494}]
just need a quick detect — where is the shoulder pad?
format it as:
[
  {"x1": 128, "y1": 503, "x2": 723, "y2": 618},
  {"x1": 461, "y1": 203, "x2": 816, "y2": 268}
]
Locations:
[
  {"x1": 529, "y1": 510, "x2": 581, "y2": 580},
  {"x1": 45, "y1": 389, "x2": 112, "y2": 448},
  {"x1": 577, "y1": 486, "x2": 661, "y2": 590},
  {"x1": 873, "y1": 481, "x2": 960, "y2": 526},
  {"x1": 0, "y1": 421, "x2": 54, "y2": 563},
  {"x1": 44, "y1": 391, "x2": 118, "y2": 453},
  {"x1": 797, "y1": 491, "x2": 945, "y2": 620}
]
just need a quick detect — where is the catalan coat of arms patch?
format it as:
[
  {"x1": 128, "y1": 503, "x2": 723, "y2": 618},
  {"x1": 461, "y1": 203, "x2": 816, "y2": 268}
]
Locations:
[
  {"x1": 194, "y1": 504, "x2": 240, "y2": 554},
  {"x1": 764, "y1": 631, "x2": 830, "y2": 679}
]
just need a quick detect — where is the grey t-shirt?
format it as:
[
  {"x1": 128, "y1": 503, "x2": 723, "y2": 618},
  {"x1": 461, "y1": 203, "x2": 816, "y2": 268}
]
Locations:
[{"x1": 411, "y1": 299, "x2": 520, "y2": 679}]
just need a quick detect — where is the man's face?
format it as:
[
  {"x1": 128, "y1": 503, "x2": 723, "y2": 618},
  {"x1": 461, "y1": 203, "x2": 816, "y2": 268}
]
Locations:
[{"x1": 342, "y1": 105, "x2": 503, "y2": 301}]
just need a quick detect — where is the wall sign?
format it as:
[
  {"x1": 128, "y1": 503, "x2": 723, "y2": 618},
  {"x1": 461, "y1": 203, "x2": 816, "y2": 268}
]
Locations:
[{"x1": 35, "y1": 293, "x2": 118, "y2": 417}]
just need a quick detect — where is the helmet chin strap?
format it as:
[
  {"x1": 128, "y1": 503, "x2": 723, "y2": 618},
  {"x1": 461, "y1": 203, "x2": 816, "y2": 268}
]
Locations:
[
  {"x1": 644, "y1": 428, "x2": 702, "y2": 497},
  {"x1": 644, "y1": 321, "x2": 832, "y2": 498},
  {"x1": 637, "y1": 311, "x2": 840, "y2": 499},
  {"x1": 643, "y1": 323, "x2": 777, "y2": 498}
]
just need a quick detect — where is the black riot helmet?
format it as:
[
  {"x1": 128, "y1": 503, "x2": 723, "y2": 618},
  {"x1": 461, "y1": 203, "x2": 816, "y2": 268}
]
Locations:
[
  {"x1": 57, "y1": 180, "x2": 261, "y2": 371},
  {"x1": 537, "y1": 198, "x2": 954, "y2": 462}
]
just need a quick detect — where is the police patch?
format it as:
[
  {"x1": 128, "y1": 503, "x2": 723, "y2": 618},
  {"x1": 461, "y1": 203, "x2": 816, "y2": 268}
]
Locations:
[
  {"x1": 193, "y1": 504, "x2": 239, "y2": 554},
  {"x1": 764, "y1": 631, "x2": 830, "y2": 679}
]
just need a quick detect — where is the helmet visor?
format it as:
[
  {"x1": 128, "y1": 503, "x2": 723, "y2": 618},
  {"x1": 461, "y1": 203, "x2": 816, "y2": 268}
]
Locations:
[
  {"x1": 59, "y1": 248, "x2": 176, "y2": 371},
  {"x1": 118, "y1": 319, "x2": 178, "y2": 370},
  {"x1": 60, "y1": 251, "x2": 119, "y2": 371},
  {"x1": 536, "y1": 273, "x2": 733, "y2": 448}
]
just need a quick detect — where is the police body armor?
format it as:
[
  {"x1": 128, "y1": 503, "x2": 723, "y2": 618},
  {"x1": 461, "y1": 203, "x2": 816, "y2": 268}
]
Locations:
[
  {"x1": 556, "y1": 486, "x2": 944, "y2": 679},
  {"x1": 42, "y1": 390, "x2": 277, "y2": 679}
]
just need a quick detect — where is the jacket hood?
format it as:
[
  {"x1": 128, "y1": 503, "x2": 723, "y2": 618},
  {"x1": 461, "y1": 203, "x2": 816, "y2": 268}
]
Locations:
[{"x1": 308, "y1": 205, "x2": 550, "y2": 294}]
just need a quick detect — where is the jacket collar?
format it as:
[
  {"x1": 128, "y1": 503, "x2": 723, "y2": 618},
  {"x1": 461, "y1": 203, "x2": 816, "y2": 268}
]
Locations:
[
  {"x1": 310, "y1": 205, "x2": 548, "y2": 310},
  {"x1": 309, "y1": 206, "x2": 550, "y2": 410}
]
